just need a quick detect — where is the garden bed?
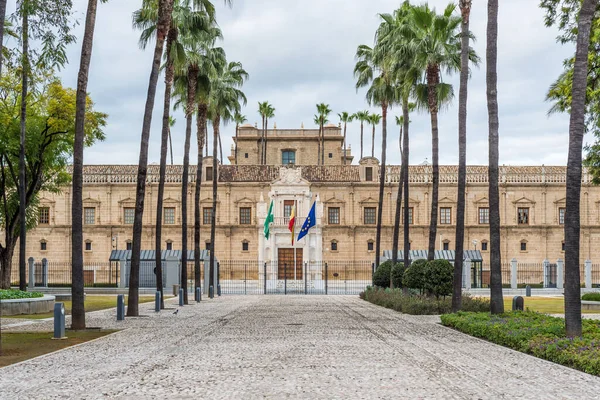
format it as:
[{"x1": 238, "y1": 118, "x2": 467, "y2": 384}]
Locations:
[
  {"x1": 1, "y1": 291, "x2": 55, "y2": 316},
  {"x1": 360, "y1": 287, "x2": 490, "y2": 315},
  {"x1": 441, "y1": 311, "x2": 600, "y2": 376}
]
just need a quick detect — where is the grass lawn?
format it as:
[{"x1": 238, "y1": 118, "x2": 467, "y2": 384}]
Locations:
[
  {"x1": 0, "y1": 330, "x2": 117, "y2": 367},
  {"x1": 5, "y1": 295, "x2": 160, "y2": 320},
  {"x1": 503, "y1": 296, "x2": 600, "y2": 314}
]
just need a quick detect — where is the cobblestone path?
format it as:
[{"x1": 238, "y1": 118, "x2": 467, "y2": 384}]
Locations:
[{"x1": 1, "y1": 296, "x2": 600, "y2": 399}]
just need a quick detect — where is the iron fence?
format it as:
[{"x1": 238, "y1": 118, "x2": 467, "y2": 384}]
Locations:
[
  {"x1": 10, "y1": 261, "x2": 121, "y2": 287},
  {"x1": 593, "y1": 264, "x2": 600, "y2": 288}
]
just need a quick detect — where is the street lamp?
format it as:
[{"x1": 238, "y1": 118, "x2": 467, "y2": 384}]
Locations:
[{"x1": 472, "y1": 239, "x2": 478, "y2": 252}]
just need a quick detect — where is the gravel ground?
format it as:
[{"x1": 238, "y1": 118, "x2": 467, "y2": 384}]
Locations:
[{"x1": 1, "y1": 295, "x2": 600, "y2": 399}]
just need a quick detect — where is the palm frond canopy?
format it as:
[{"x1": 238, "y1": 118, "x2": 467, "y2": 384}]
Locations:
[{"x1": 208, "y1": 61, "x2": 249, "y2": 124}]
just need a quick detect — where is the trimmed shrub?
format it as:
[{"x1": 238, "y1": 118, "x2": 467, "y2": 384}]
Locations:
[
  {"x1": 402, "y1": 259, "x2": 427, "y2": 293},
  {"x1": 424, "y1": 259, "x2": 453, "y2": 298},
  {"x1": 582, "y1": 292, "x2": 600, "y2": 302},
  {"x1": 0, "y1": 289, "x2": 44, "y2": 300},
  {"x1": 372, "y1": 260, "x2": 393, "y2": 288},
  {"x1": 391, "y1": 263, "x2": 405, "y2": 289}
]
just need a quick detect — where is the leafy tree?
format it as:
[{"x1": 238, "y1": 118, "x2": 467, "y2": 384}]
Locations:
[
  {"x1": 402, "y1": 259, "x2": 427, "y2": 294},
  {"x1": 372, "y1": 260, "x2": 393, "y2": 288},
  {"x1": 424, "y1": 260, "x2": 453, "y2": 298},
  {"x1": 391, "y1": 262, "x2": 405, "y2": 289},
  {"x1": 352, "y1": 110, "x2": 370, "y2": 160},
  {"x1": 0, "y1": 65, "x2": 106, "y2": 289}
]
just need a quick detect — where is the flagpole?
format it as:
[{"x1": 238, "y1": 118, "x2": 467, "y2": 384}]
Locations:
[{"x1": 294, "y1": 200, "x2": 297, "y2": 283}]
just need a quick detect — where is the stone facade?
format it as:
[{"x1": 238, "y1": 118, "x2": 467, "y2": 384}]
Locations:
[{"x1": 13, "y1": 127, "x2": 600, "y2": 267}]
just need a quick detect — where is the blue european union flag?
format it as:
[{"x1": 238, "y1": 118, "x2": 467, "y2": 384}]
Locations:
[{"x1": 297, "y1": 201, "x2": 316, "y2": 242}]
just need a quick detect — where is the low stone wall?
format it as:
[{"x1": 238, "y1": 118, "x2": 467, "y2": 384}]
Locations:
[
  {"x1": 582, "y1": 300, "x2": 600, "y2": 311},
  {"x1": 1, "y1": 295, "x2": 55, "y2": 316}
]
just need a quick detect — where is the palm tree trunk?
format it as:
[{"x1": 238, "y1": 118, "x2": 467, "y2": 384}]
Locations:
[
  {"x1": 343, "y1": 122, "x2": 347, "y2": 165},
  {"x1": 181, "y1": 67, "x2": 196, "y2": 306},
  {"x1": 321, "y1": 122, "x2": 325, "y2": 165},
  {"x1": 453, "y1": 0, "x2": 472, "y2": 313},
  {"x1": 128, "y1": 0, "x2": 174, "y2": 317},
  {"x1": 317, "y1": 125, "x2": 321, "y2": 165},
  {"x1": 72, "y1": 0, "x2": 99, "y2": 329},
  {"x1": 209, "y1": 114, "x2": 220, "y2": 298},
  {"x1": 234, "y1": 123, "x2": 238, "y2": 164},
  {"x1": 264, "y1": 118, "x2": 269, "y2": 164},
  {"x1": 375, "y1": 103, "x2": 388, "y2": 272},
  {"x1": 168, "y1": 128, "x2": 174, "y2": 165},
  {"x1": 360, "y1": 122, "x2": 364, "y2": 160},
  {"x1": 371, "y1": 124, "x2": 375, "y2": 158},
  {"x1": 402, "y1": 100, "x2": 410, "y2": 270},
  {"x1": 487, "y1": 0, "x2": 503, "y2": 315},
  {"x1": 194, "y1": 103, "x2": 207, "y2": 294},
  {"x1": 219, "y1": 129, "x2": 223, "y2": 164},
  {"x1": 427, "y1": 64, "x2": 440, "y2": 261},
  {"x1": 154, "y1": 26, "x2": 177, "y2": 310},
  {"x1": 392, "y1": 121, "x2": 403, "y2": 266},
  {"x1": 564, "y1": 0, "x2": 596, "y2": 337},
  {"x1": 18, "y1": 7, "x2": 28, "y2": 292},
  {"x1": 205, "y1": 121, "x2": 209, "y2": 157}
]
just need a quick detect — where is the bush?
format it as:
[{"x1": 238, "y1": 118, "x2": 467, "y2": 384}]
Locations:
[
  {"x1": 582, "y1": 292, "x2": 600, "y2": 301},
  {"x1": 402, "y1": 259, "x2": 427, "y2": 293},
  {"x1": 441, "y1": 311, "x2": 600, "y2": 376},
  {"x1": 424, "y1": 259, "x2": 453, "y2": 298},
  {"x1": 360, "y1": 286, "x2": 490, "y2": 315},
  {"x1": 0, "y1": 289, "x2": 44, "y2": 300},
  {"x1": 391, "y1": 262, "x2": 405, "y2": 288},
  {"x1": 372, "y1": 261, "x2": 393, "y2": 288}
]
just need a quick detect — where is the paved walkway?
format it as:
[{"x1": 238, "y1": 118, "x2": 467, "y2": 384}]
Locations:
[{"x1": 1, "y1": 296, "x2": 600, "y2": 399}]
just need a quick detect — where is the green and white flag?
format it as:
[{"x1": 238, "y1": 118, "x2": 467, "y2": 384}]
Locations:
[{"x1": 263, "y1": 200, "x2": 274, "y2": 239}]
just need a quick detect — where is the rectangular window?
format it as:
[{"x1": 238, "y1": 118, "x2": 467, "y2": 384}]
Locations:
[
  {"x1": 84, "y1": 207, "x2": 95, "y2": 225},
  {"x1": 40, "y1": 241, "x2": 47, "y2": 251},
  {"x1": 521, "y1": 242, "x2": 527, "y2": 251},
  {"x1": 478, "y1": 207, "x2": 489, "y2": 224},
  {"x1": 239, "y1": 207, "x2": 252, "y2": 225},
  {"x1": 364, "y1": 207, "x2": 376, "y2": 225},
  {"x1": 166, "y1": 242, "x2": 173, "y2": 251},
  {"x1": 205, "y1": 242, "x2": 211, "y2": 250},
  {"x1": 244, "y1": 153, "x2": 248, "y2": 159},
  {"x1": 365, "y1": 167, "x2": 373, "y2": 181},
  {"x1": 284, "y1": 200, "x2": 294, "y2": 219},
  {"x1": 440, "y1": 207, "x2": 452, "y2": 224},
  {"x1": 518, "y1": 207, "x2": 529, "y2": 225},
  {"x1": 242, "y1": 242, "x2": 249, "y2": 251},
  {"x1": 328, "y1": 207, "x2": 340, "y2": 224},
  {"x1": 443, "y1": 242, "x2": 449, "y2": 251},
  {"x1": 559, "y1": 207, "x2": 565, "y2": 225},
  {"x1": 331, "y1": 241, "x2": 338, "y2": 251},
  {"x1": 562, "y1": 241, "x2": 565, "y2": 252},
  {"x1": 481, "y1": 242, "x2": 488, "y2": 251},
  {"x1": 328, "y1": 153, "x2": 333, "y2": 159},
  {"x1": 164, "y1": 207, "x2": 175, "y2": 225},
  {"x1": 124, "y1": 208, "x2": 135, "y2": 224},
  {"x1": 203, "y1": 207, "x2": 213, "y2": 225},
  {"x1": 39, "y1": 207, "x2": 50, "y2": 224},
  {"x1": 206, "y1": 167, "x2": 213, "y2": 181},
  {"x1": 282, "y1": 150, "x2": 296, "y2": 165},
  {"x1": 85, "y1": 241, "x2": 92, "y2": 251},
  {"x1": 126, "y1": 241, "x2": 132, "y2": 251},
  {"x1": 367, "y1": 241, "x2": 374, "y2": 251},
  {"x1": 402, "y1": 207, "x2": 413, "y2": 225}
]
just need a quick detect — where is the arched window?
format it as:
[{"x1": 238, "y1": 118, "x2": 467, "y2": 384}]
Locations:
[
  {"x1": 330, "y1": 240, "x2": 338, "y2": 252},
  {"x1": 85, "y1": 240, "x2": 93, "y2": 251},
  {"x1": 126, "y1": 240, "x2": 132, "y2": 251},
  {"x1": 40, "y1": 240, "x2": 47, "y2": 251},
  {"x1": 520, "y1": 240, "x2": 528, "y2": 252},
  {"x1": 166, "y1": 240, "x2": 173, "y2": 251},
  {"x1": 242, "y1": 240, "x2": 249, "y2": 252}
]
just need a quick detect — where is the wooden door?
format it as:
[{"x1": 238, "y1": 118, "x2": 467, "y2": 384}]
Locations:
[{"x1": 277, "y1": 248, "x2": 303, "y2": 280}]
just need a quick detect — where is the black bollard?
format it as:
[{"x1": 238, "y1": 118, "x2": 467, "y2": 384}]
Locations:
[
  {"x1": 179, "y1": 288, "x2": 184, "y2": 306},
  {"x1": 526, "y1": 285, "x2": 532, "y2": 297},
  {"x1": 512, "y1": 296, "x2": 524, "y2": 311},
  {"x1": 196, "y1": 287, "x2": 201, "y2": 303},
  {"x1": 53, "y1": 302, "x2": 66, "y2": 339},
  {"x1": 117, "y1": 294, "x2": 125, "y2": 321},
  {"x1": 155, "y1": 291, "x2": 161, "y2": 312},
  {"x1": 209, "y1": 285, "x2": 214, "y2": 299},
  {"x1": 217, "y1": 284, "x2": 221, "y2": 296}
]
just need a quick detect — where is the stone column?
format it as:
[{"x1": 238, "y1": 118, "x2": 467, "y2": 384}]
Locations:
[
  {"x1": 462, "y1": 259, "x2": 471, "y2": 289},
  {"x1": 557, "y1": 258, "x2": 564, "y2": 289},
  {"x1": 119, "y1": 256, "x2": 128, "y2": 288},
  {"x1": 42, "y1": 258, "x2": 48, "y2": 287},
  {"x1": 585, "y1": 259, "x2": 592, "y2": 290},
  {"x1": 543, "y1": 259, "x2": 549, "y2": 288},
  {"x1": 28, "y1": 257, "x2": 35, "y2": 290},
  {"x1": 511, "y1": 258, "x2": 518, "y2": 290}
]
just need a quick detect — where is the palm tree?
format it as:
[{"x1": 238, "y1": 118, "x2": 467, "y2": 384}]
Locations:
[
  {"x1": 208, "y1": 60, "x2": 248, "y2": 297},
  {"x1": 368, "y1": 113, "x2": 381, "y2": 158},
  {"x1": 316, "y1": 103, "x2": 331, "y2": 164},
  {"x1": 71, "y1": 0, "x2": 105, "y2": 330},
  {"x1": 257, "y1": 101, "x2": 272, "y2": 165},
  {"x1": 353, "y1": 110, "x2": 370, "y2": 160},
  {"x1": 563, "y1": 0, "x2": 597, "y2": 336},
  {"x1": 338, "y1": 112, "x2": 353, "y2": 165},
  {"x1": 487, "y1": 0, "x2": 503, "y2": 315},
  {"x1": 407, "y1": 3, "x2": 478, "y2": 260},
  {"x1": 127, "y1": 0, "x2": 175, "y2": 317},
  {"x1": 168, "y1": 117, "x2": 176, "y2": 165},
  {"x1": 453, "y1": 0, "x2": 473, "y2": 313},
  {"x1": 264, "y1": 103, "x2": 275, "y2": 164},
  {"x1": 233, "y1": 112, "x2": 246, "y2": 164}
]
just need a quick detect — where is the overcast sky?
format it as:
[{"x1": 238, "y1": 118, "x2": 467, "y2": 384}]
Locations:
[{"x1": 52, "y1": 0, "x2": 576, "y2": 166}]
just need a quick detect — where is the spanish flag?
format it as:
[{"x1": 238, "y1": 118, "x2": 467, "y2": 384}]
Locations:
[{"x1": 288, "y1": 204, "x2": 296, "y2": 245}]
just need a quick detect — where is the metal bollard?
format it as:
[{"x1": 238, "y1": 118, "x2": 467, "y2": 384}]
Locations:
[
  {"x1": 195, "y1": 287, "x2": 201, "y2": 303},
  {"x1": 209, "y1": 285, "x2": 214, "y2": 298},
  {"x1": 526, "y1": 285, "x2": 532, "y2": 297},
  {"x1": 53, "y1": 302, "x2": 66, "y2": 339},
  {"x1": 512, "y1": 296, "x2": 524, "y2": 311},
  {"x1": 155, "y1": 291, "x2": 161, "y2": 312},
  {"x1": 117, "y1": 294, "x2": 125, "y2": 321},
  {"x1": 179, "y1": 288, "x2": 184, "y2": 306},
  {"x1": 217, "y1": 284, "x2": 221, "y2": 296}
]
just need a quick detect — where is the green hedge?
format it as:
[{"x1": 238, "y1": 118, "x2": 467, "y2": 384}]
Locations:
[
  {"x1": 373, "y1": 261, "x2": 404, "y2": 288},
  {"x1": 582, "y1": 292, "x2": 600, "y2": 301},
  {"x1": 441, "y1": 311, "x2": 600, "y2": 376},
  {"x1": 360, "y1": 287, "x2": 490, "y2": 315},
  {"x1": 0, "y1": 289, "x2": 44, "y2": 300}
]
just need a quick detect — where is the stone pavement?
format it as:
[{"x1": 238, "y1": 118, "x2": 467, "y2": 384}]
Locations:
[{"x1": 1, "y1": 296, "x2": 600, "y2": 399}]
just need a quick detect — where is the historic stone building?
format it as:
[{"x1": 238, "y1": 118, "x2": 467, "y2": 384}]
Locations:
[{"x1": 18, "y1": 124, "x2": 600, "y2": 269}]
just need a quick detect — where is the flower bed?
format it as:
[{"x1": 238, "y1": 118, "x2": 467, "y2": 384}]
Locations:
[
  {"x1": 360, "y1": 287, "x2": 490, "y2": 315},
  {"x1": 441, "y1": 311, "x2": 600, "y2": 376},
  {"x1": 0, "y1": 289, "x2": 44, "y2": 300}
]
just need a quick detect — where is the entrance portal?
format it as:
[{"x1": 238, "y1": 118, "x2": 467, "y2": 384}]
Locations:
[{"x1": 277, "y1": 248, "x2": 303, "y2": 280}]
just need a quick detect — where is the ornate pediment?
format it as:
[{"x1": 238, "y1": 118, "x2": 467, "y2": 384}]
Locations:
[
  {"x1": 359, "y1": 196, "x2": 378, "y2": 204},
  {"x1": 235, "y1": 196, "x2": 255, "y2": 204},
  {"x1": 118, "y1": 197, "x2": 136, "y2": 205},
  {"x1": 163, "y1": 196, "x2": 179, "y2": 205},
  {"x1": 200, "y1": 196, "x2": 220, "y2": 204},
  {"x1": 271, "y1": 167, "x2": 309, "y2": 186},
  {"x1": 473, "y1": 196, "x2": 489, "y2": 204},
  {"x1": 39, "y1": 196, "x2": 56, "y2": 205},
  {"x1": 439, "y1": 196, "x2": 455, "y2": 204},
  {"x1": 82, "y1": 197, "x2": 101, "y2": 205},
  {"x1": 513, "y1": 196, "x2": 536, "y2": 205},
  {"x1": 323, "y1": 195, "x2": 345, "y2": 204},
  {"x1": 554, "y1": 197, "x2": 566, "y2": 205}
]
